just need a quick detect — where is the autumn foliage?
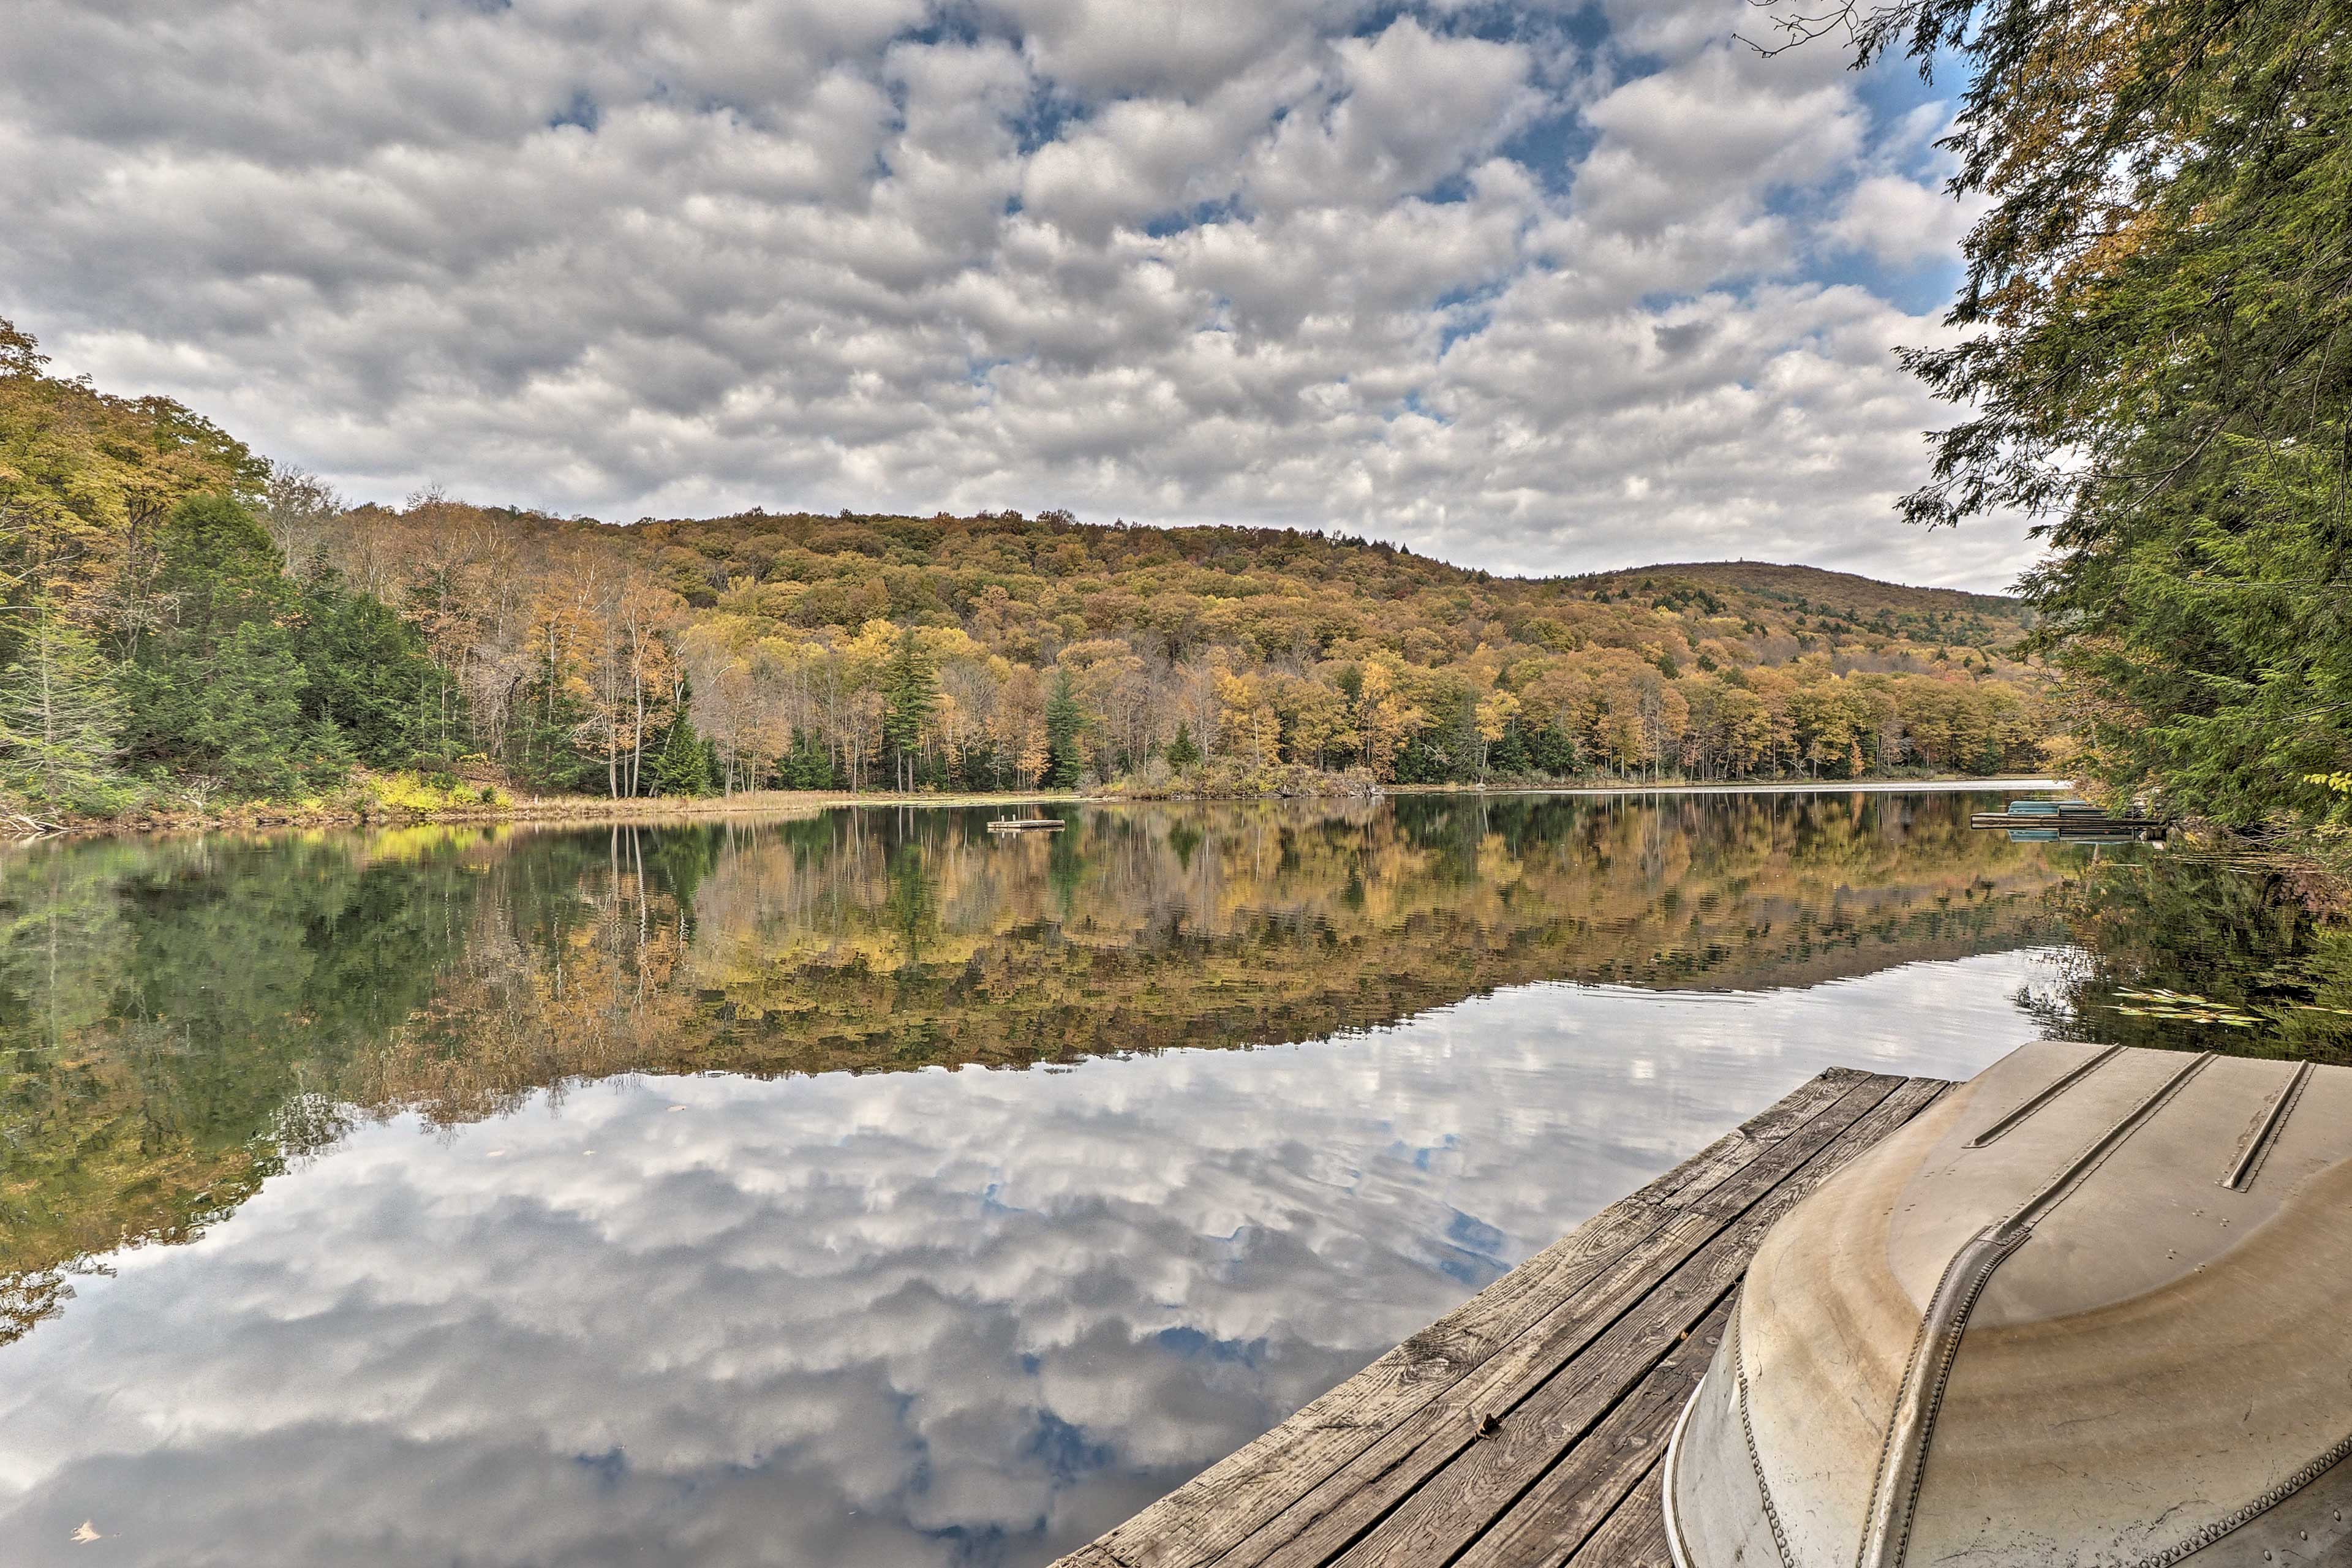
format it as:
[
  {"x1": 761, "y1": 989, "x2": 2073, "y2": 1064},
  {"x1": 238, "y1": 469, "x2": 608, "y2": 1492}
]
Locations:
[
  {"x1": 2, "y1": 315, "x2": 2054, "y2": 813},
  {"x1": 290, "y1": 499, "x2": 2054, "y2": 797}
]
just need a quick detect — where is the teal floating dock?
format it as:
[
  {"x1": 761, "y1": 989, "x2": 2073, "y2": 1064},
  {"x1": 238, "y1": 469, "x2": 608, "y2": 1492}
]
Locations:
[{"x1": 1968, "y1": 798, "x2": 2164, "y2": 835}]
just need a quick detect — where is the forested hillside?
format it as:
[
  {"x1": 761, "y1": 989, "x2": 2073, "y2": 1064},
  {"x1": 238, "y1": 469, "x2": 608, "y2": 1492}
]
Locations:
[{"x1": 0, "y1": 314, "x2": 2051, "y2": 817}]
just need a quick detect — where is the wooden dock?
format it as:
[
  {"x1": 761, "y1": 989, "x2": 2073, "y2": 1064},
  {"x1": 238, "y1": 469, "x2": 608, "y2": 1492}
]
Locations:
[{"x1": 1050, "y1": 1067, "x2": 1952, "y2": 1568}]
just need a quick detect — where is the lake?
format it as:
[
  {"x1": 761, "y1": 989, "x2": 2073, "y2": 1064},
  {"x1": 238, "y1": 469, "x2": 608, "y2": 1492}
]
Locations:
[{"x1": 2, "y1": 792, "x2": 2345, "y2": 1566}]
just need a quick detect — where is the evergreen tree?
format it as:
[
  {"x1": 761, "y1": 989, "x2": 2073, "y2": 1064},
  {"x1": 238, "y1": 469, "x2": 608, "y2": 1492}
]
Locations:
[
  {"x1": 647, "y1": 688, "x2": 715, "y2": 797},
  {"x1": 780, "y1": 727, "x2": 835, "y2": 790},
  {"x1": 1447, "y1": 689, "x2": 1484, "y2": 780},
  {"x1": 296, "y1": 573, "x2": 441, "y2": 769},
  {"x1": 1164, "y1": 722, "x2": 1200, "y2": 769},
  {"x1": 1043, "y1": 667, "x2": 1086, "y2": 788},
  {"x1": 1529, "y1": 721, "x2": 1579, "y2": 777},
  {"x1": 180, "y1": 622, "x2": 317, "y2": 794},
  {"x1": 121, "y1": 495, "x2": 337, "y2": 796},
  {"x1": 0, "y1": 608, "x2": 130, "y2": 813},
  {"x1": 879, "y1": 625, "x2": 938, "y2": 793},
  {"x1": 1393, "y1": 731, "x2": 1447, "y2": 785},
  {"x1": 1487, "y1": 720, "x2": 1531, "y2": 777}
]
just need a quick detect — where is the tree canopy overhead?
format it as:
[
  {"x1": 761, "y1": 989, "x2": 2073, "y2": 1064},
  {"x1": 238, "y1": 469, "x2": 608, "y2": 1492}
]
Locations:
[{"x1": 1758, "y1": 0, "x2": 2352, "y2": 840}]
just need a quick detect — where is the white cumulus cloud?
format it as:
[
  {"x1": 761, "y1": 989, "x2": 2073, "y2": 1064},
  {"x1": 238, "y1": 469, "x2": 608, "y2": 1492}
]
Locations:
[{"x1": 0, "y1": 0, "x2": 2030, "y2": 588}]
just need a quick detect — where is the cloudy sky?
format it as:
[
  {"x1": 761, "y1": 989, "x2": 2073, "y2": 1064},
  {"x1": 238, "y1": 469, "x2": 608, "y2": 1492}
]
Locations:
[{"x1": 0, "y1": 0, "x2": 2026, "y2": 589}]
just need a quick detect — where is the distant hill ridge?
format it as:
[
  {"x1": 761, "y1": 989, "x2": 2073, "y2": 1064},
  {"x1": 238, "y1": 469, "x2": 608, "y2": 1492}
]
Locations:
[
  {"x1": 1571, "y1": 560, "x2": 2022, "y2": 617},
  {"x1": 551, "y1": 505, "x2": 2034, "y2": 660}
]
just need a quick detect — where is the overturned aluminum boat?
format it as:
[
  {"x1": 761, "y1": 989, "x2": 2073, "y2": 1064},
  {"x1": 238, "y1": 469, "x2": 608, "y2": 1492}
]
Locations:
[{"x1": 1665, "y1": 1041, "x2": 2352, "y2": 1567}]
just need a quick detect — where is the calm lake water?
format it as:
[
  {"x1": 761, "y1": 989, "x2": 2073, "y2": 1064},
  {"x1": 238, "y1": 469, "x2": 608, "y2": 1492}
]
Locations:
[{"x1": 2, "y1": 792, "x2": 2345, "y2": 1566}]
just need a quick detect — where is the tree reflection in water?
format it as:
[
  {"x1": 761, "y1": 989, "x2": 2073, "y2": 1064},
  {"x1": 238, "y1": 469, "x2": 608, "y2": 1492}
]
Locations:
[{"x1": 0, "y1": 793, "x2": 2335, "y2": 1567}]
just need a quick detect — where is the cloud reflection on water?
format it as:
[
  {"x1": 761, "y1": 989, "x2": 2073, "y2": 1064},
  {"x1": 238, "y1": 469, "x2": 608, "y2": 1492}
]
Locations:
[{"x1": 0, "y1": 950, "x2": 2051, "y2": 1567}]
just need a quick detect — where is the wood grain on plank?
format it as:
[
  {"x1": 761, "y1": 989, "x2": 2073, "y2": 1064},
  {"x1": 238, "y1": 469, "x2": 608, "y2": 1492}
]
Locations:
[
  {"x1": 1219, "y1": 1075, "x2": 1908, "y2": 1568},
  {"x1": 1082, "y1": 1071, "x2": 1875, "y2": 1568},
  {"x1": 1447, "y1": 1297, "x2": 1732, "y2": 1568},
  {"x1": 1562, "y1": 1463, "x2": 1674, "y2": 1568},
  {"x1": 1326, "y1": 1078, "x2": 1949, "y2": 1568}
]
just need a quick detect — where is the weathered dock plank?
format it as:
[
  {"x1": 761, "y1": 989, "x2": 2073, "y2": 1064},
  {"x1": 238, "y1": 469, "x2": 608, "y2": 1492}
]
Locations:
[
  {"x1": 1095, "y1": 1069, "x2": 1878, "y2": 1568},
  {"x1": 1325, "y1": 1077, "x2": 1950, "y2": 1568},
  {"x1": 1447, "y1": 1295, "x2": 1732, "y2": 1568},
  {"x1": 1225, "y1": 1076, "x2": 1910, "y2": 1568},
  {"x1": 1563, "y1": 1466, "x2": 1673, "y2": 1568},
  {"x1": 1051, "y1": 1068, "x2": 1951, "y2": 1568},
  {"x1": 1089, "y1": 1068, "x2": 1875, "y2": 1568}
]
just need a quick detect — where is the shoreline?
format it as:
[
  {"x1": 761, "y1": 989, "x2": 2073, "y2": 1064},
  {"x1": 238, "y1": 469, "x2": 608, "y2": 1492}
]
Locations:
[
  {"x1": 1378, "y1": 777, "x2": 2071, "y2": 799},
  {"x1": 9, "y1": 776, "x2": 2074, "y2": 844}
]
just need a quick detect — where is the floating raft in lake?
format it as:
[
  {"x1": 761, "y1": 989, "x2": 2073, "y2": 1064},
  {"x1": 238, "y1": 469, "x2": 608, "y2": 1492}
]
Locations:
[
  {"x1": 1049, "y1": 1067, "x2": 1952, "y2": 1568},
  {"x1": 1968, "y1": 797, "x2": 2165, "y2": 837},
  {"x1": 986, "y1": 817, "x2": 1066, "y2": 832}
]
